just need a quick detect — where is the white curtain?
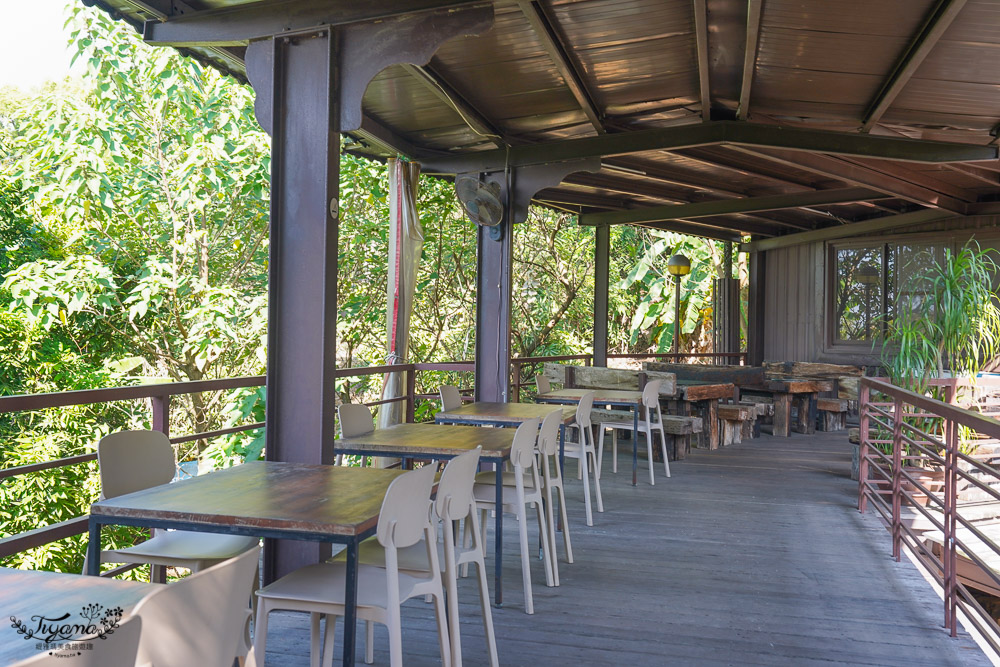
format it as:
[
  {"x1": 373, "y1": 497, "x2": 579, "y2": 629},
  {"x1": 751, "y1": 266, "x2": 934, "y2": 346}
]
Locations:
[{"x1": 378, "y1": 158, "x2": 423, "y2": 430}]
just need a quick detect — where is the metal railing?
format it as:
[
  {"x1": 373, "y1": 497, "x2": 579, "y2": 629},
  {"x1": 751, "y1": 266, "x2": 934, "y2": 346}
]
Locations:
[
  {"x1": 859, "y1": 377, "x2": 1000, "y2": 650},
  {"x1": 0, "y1": 362, "x2": 472, "y2": 568}
]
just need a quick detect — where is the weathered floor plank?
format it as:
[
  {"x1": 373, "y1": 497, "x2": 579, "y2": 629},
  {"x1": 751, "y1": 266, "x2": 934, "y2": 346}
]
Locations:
[{"x1": 260, "y1": 431, "x2": 990, "y2": 666}]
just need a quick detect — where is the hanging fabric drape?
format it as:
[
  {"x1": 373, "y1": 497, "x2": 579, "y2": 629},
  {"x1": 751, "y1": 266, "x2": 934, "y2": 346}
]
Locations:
[{"x1": 378, "y1": 158, "x2": 423, "y2": 430}]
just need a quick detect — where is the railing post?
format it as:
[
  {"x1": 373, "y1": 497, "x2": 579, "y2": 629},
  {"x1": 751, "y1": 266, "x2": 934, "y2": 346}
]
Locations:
[
  {"x1": 151, "y1": 394, "x2": 171, "y2": 438},
  {"x1": 858, "y1": 382, "x2": 870, "y2": 513},
  {"x1": 405, "y1": 366, "x2": 416, "y2": 424},
  {"x1": 512, "y1": 360, "x2": 522, "y2": 403},
  {"x1": 945, "y1": 418, "x2": 958, "y2": 636},
  {"x1": 891, "y1": 398, "x2": 903, "y2": 562}
]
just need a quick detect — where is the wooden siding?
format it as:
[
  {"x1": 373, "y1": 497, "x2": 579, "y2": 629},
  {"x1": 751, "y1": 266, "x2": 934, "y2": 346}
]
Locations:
[
  {"x1": 761, "y1": 216, "x2": 1000, "y2": 366},
  {"x1": 258, "y1": 431, "x2": 988, "y2": 666}
]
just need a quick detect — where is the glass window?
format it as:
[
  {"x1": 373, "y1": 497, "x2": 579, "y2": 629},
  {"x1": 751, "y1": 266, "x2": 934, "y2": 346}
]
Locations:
[{"x1": 833, "y1": 245, "x2": 883, "y2": 344}]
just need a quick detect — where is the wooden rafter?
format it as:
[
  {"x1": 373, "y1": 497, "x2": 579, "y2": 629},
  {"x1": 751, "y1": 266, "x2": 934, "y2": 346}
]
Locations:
[
  {"x1": 693, "y1": 0, "x2": 711, "y2": 121},
  {"x1": 517, "y1": 0, "x2": 605, "y2": 134},
  {"x1": 399, "y1": 64, "x2": 506, "y2": 148},
  {"x1": 861, "y1": 0, "x2": 968, "y2": 133},
  {"x1": 736, "y1": 0, "x2": 763, "y2": 121}
]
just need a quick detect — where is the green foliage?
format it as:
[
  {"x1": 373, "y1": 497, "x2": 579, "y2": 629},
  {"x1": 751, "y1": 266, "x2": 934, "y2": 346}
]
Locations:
[{"x1": 883, "y1": 241, "x2": 1000, "y2": 393}]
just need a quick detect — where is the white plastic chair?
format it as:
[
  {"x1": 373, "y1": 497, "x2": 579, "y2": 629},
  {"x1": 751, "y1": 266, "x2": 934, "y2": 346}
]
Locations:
[
  {"x1": 254, "y1": 464, "x2": 450, "y2": 667},
  {"x1": 598, "y1": 380, "x2": 670, "y2": 484},
  {"x1": 338, "y1": 403, "x2": 375, "y2": 467},
  {"x1": 333, "y1": 447, "x2": 498, "y2": 667},
  {"x1": 538, "y1": 409, "x2": 573, "y2": 585},
  {"x1": 472, "y1": 418, "x2": 554, "y2": 614},
  {"x1": 562, "y1": 392, "x2": 603, "y2": 526},
  {"x1": 133, "y1": 545, "x2": 261, "y2": 667},
  {"x1": 12, "y1": 615, "x2": 142, "y2": 667},
  {"x1": 85, "y1": 430, "x2": 259, "y2": 581},
  {"x1": 439, "y1": 385, "x2": 463, "y2": 411},
  {"x1": 535, "y1": 374, "x2": 551, "y2": 395}
]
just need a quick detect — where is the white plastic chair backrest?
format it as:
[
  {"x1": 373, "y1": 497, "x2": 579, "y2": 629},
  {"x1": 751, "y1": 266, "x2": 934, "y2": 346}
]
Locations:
[
  {"x1": 536, "y1": 374, "x2": 551, "y2": 394},
  {"x1": 439, "y1": 385, "x2": 462, "y2": 411},
  {"x1": 12, "y1": 615, "x2": 142, "y2": 667},
  {"x1": 537, "y1": 410, "x2": 563, "y2": 457},
  {"x1": 98, "y1": 430, "x2": 176, "y2": 499},
  {"x1": 376, "y1": 464, "x2": 436, "y2": 550},
  {"x1": 133, "y1": 545, "x2": 261, "y2": 667},
  {"x1": 642, "y1": 380, "x2": 662, "y2": 408},
  {"x1": 338, "y1": 403, "x2": 374, "y2": 437},
  {"x1": 575, "y1": 392, "x2": 595, "y2": 430},
  {"x1": 435, "y1": 446, "x2": 482, "y2": 522},
  {"x1": 510, "y1": 418, "x2": 541, "y2": 469}
]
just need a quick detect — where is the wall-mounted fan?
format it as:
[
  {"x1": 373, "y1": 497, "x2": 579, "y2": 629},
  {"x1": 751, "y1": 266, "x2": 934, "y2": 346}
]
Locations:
[{"x1": 456, "y1": 175, "x2": 504, "y2": 239}]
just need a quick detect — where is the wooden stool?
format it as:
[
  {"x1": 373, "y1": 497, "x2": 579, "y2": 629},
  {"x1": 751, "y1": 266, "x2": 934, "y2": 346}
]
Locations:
[
  {"x1": 717, "y1": 404, "x2": 754, "y2": 446},
  {"x1": 817, "y1": 398, "x2": 848, "y2": 431}
]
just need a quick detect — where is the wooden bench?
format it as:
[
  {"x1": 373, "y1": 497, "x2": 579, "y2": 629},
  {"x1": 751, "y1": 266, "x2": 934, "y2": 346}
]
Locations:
[
  {"x1": 817, "y1": 397, "x2": 848, "y2": 431},
  {"x1": 717, "y1": 404, "x2": 754, "y2": 446},
  {"x1": 739, "y1": 400, "x2": 771, "y2": 438}
]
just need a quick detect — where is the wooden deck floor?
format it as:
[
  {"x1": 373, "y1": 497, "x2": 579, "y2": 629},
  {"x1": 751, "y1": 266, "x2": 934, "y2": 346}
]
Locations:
[{"x1": 260, "y1": 430, "x2": 990, "y2": 666}]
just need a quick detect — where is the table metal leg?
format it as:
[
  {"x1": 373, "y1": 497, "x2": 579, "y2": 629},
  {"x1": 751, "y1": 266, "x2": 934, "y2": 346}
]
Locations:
[
  {"x1": 494, "y1": 463, "x2": 503, "y2": 607},
  {"x1": 632, "y1": 407, "x2": 639, "y2": 486},
  {"x1": 343, "y1": 540, "x2": 359, "y2": 667},
  {"x1": 86, "y1": 519, "x2": 102, "y2": 576}
]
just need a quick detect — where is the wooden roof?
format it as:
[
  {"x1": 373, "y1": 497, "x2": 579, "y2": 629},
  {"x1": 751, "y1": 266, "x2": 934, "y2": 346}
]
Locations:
[{"x1": 94, "y1": 0, "x2": 1000, "y2": 242}]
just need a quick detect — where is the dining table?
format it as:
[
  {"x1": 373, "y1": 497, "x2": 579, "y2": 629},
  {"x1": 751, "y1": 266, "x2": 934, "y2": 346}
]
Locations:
[
  {"x1": 87, "y1": 461, "x2": 407, "y2": 667},
  {"x1": 535, "y1": 388, "x2": 646, "y2": 486},
  {"x1": 335, "y1": 422, "x2": 515, "y2": 607},
  {"x1": 1, "y1": 567, "x2": 159, "y2": 665}
]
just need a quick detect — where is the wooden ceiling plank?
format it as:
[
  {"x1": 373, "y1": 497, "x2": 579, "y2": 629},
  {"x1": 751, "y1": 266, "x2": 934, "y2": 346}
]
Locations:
[
  {"x1": 693, "y1": 0, "x2": 711, "y2": 122},
  {"x1": 861, "y1": 0, "x2": 968, "y2": 133},
  {"x1": 578, "y1": 187, "x2": 881, "y2": 227},
  {"x1": 729, "y1": 146, "x2": 969, "y2": 214},
  {"x1": 517, "y1": 0, "x2": 604, "y2": 134},
  {"x1": 736, "y1": 0, "x2": 763, "y2": 121}
]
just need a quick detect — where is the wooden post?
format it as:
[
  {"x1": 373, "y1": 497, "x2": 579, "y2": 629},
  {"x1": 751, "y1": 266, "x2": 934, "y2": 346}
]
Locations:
[
  {"x1": 594, "y1": 224, "x2": 609, "y2": 367},
  {"x1": 748, "y1": 249, "x2": 766, "y2": 366},
  {"x1": 405, "y1": 366, "x2": 416, "y2": 424},
  {"x1": 858, "y1": 382, "x2": 870, "y2": 513},
  {"x1": 151, "y1": 394, "x2": 170, "y2": 438}
]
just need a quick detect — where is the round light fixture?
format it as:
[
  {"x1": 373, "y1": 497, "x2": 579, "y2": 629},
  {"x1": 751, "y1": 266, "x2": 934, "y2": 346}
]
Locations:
[{"x1": 667, "y1": 254, "x2": 691, "y2": 277}]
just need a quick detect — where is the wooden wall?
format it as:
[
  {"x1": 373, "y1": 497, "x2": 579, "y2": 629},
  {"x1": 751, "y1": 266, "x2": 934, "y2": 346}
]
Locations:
[{"x1": 759, "y1": 216, "x2": 1000, "y2": 368}]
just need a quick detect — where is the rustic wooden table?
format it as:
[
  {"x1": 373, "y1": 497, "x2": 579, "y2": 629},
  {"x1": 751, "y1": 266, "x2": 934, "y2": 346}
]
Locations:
[
  {"x1": 535, "y1": 388, "x2": 646, "y2": 486},
  {"x1": 742, "y1": 378, "x2": 835, "y2": 437},
  {"x1": 434, "y1": 401, "x2": 575, "y2": 428},
  {"x1": 1, "y1": 568, "x2": 159, "y2": 665},
  {"x1": 673, "y1": 381, "x2": 736, "y2": 450},
  {"x1": 335, "y1": 423, "x2": 514, "y2": 608},
  {"x1": 88, "y1": 462, "x2": 407, "y2": 667}
]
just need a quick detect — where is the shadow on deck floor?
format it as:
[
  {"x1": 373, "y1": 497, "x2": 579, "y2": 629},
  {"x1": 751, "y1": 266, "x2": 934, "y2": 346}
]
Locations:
[{"x1": 260, "y1": 430, "x2": 990, "y2": 666}]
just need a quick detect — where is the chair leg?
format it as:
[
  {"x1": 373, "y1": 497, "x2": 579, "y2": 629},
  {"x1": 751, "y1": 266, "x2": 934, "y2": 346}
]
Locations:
[
  {"x1": 591, "y1": 450, "x2": 604, "y2": 513},
  {"x1": 659, "y1": 425, "x2": 671, "y2": 477},
  {"x1": 366, "y1": 621, "x2": 375, "y2": 664},
  {"x1": 612, "y1": 429, "x2": 618, "y2": 473},
  {"x1": 516, "y1": 502, "x2": 535, "y2": 614},
  {"x1": 535, "y1": 501, "x2": 555, "y2": 587},
  {"x1": 556, "y1": 481, "x2": 574, "y2": 564},
  {"x1": 387, "y1": 600, "x2": 404, "y2": 667},
  {"x1": 252, "y1": 600, "x2": 271, "y2": 667},
  {"x1": 645, "y1": 424, "x2": 656, "y2": 486},
  {"x1": 310, "y1": 612, "x2": 322, "y2": 667},
  {"x1": 579, "y1": 452, "x2": 594, "y2": 527},
  {"x1": 543, "y1": 483, "x2": 560, "y2": 586},
  {"x1": 432, "y1": 582, "x2": 452, "y2": 667},
  {"x1": 321, "y1": 615, "x2": 337, "y2": 667},
  {"x1": 470, "y1": 511, "x2": 499, "y2": 667},
  {"x1": 596, "y1": 426, "x2": 605, "y2": 480},
  {"x1": 443, "y1": 529, "x2": 463, "y2": 667}
]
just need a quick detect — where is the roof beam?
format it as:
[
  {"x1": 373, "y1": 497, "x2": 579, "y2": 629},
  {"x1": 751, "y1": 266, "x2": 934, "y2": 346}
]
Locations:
[
  {"x1": 420, "y1": 121, "x2": 999, "y2": 173},
  {"x1": 693, "y1": 0, "x2": 711, "y2": 121},
  {"x1": 736, "y1": 0, "x2": 763, "y2": 120},
  {"x1": 399, "y1": 64, "x2": 505, "y2": 147},
  {"x1": 944, "y1": 163, "x2": 1000, "y2": 186},
  {"x1": 517, "y1": 0, "x2": 604, "y2": 134},
  {"x1": 143, "y1": 0, "x2": 488, "y2": 46},
  {"x1": 635, "y1": 221, "x2": 742, "y2": 243},
  {"x1": 578, "y1": 187, "x2": 881, "y2": 227},
  {"x1": 730, "y1": 146, "x2": 970, "y2": 213},
  {"x1": 744, "y1": 208, "x2": 956, "y2": 252},
  {"x1": 861, "y1": 0, "x2": 967, "y2": 132},
  {"x1": 353, "y1": 115, "x2": 432, "y2": 158}
]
